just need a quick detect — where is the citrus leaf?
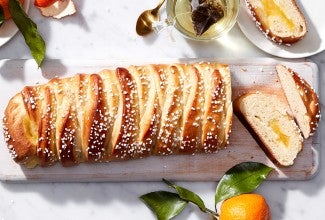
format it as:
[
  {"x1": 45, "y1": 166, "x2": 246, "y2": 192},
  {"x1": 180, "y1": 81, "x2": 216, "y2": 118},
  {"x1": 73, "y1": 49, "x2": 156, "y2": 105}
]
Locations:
[
  {"x1": 140, "y1": 191, "x2": 188, "y2": 220},
  {"x1": 215, "y1": 162, "x2": 274, "y2": 205},
  {"x1": 9, "y1": 0, "x2": 46, "y2": 67},
  {"x1": 163, "y1": 179, "x2": 207, "y2": 212},
  {"x1": 0, "y1": 6, "x2": 4, "y2": 27}
]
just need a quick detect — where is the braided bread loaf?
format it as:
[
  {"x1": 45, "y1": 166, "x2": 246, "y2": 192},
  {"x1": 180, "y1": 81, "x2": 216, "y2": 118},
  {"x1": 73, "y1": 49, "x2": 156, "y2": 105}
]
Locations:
[{"x1": 3, "y1": 62, "x2": 232, "y2": 168}]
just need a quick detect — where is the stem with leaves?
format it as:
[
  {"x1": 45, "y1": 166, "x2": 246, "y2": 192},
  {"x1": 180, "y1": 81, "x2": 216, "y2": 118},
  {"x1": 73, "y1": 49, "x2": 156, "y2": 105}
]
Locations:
[
  {"x1": 8, "y1": 0, "x2": 46, "y2": 67},
  {"x1": 140, "y1": 162, "x2": 274, "y2": 220}
]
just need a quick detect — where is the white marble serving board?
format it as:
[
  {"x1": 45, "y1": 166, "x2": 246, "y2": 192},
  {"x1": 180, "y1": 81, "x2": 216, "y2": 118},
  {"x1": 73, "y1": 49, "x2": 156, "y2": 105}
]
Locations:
[{"x1": 0, "y1": 58, "x2": 320, "y2": 182}]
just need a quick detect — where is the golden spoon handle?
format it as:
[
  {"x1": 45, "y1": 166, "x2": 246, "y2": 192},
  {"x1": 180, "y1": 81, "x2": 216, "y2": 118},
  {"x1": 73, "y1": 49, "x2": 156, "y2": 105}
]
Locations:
[{"x1": 152, "y1": 0, "x2": 166, "y2": 14}]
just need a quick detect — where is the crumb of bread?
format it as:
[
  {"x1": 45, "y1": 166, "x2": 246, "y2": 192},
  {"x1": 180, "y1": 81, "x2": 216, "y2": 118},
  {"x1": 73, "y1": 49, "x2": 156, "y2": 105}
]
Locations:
[{"x1": 241, "y1": 67, "x2": 248, "y2": 72}]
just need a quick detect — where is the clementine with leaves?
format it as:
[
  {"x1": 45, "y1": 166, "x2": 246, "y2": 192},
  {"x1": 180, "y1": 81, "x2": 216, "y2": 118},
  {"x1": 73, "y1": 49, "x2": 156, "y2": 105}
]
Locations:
[
  {"x1": 220, "y1": 193, "x2": 271, "y2": 220},
  {"x1": 141, "y1": 162, "x2": 274, "y2": 220}
]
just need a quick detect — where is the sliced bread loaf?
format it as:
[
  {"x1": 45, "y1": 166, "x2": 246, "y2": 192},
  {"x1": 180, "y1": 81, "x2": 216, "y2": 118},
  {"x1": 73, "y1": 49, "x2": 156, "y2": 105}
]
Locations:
[
  {"x1": 276, "y1": 64, "x2": 321, "y2": 139},
  {"x1": 234, "y1": 92, "x2": 303, "y2": 166},
  {"x1": 245, "y1": 0, "x2": 307, "y2": 45}
]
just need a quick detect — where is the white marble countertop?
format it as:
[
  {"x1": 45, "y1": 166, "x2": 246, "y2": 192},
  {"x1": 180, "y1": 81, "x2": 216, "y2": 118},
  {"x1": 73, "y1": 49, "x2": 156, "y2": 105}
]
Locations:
[{"x1": 0, "y1": 1, "x2": 324, "y2": 219}]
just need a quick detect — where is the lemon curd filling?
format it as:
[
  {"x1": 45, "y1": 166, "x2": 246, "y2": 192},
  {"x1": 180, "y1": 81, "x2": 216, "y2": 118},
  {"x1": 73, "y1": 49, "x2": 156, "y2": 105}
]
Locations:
[
  {"x1": 23, "y1": 117, "x2": 38, "y2": 145},
  {"x1": 260, "y1": 0, "x2": 296, "y2": 31},
  {"x1": 268, "y1": 119, "x2": 290, "y2": 147}
]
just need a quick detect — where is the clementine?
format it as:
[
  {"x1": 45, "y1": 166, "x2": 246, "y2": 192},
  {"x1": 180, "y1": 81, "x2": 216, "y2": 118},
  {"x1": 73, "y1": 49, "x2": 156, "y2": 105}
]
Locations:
[{"x1": 219, "y1": 193, "x2": 271, "y2": 220}]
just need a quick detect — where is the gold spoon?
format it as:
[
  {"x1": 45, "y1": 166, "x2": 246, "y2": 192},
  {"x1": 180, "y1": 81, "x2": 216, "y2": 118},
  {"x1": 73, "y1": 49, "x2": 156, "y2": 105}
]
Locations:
[{"x1": 136, "y1": 0, "x2": 166, "y2": 36}]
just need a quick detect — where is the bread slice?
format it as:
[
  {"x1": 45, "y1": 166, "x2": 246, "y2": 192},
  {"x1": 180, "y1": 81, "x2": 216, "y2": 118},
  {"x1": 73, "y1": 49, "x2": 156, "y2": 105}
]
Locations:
[
  {"x1": 234, "y1": 93, "x2": 303, "y2": 166},
  {"x1": 276, "y1": 64, "x2": 321, "y2": 139},
  {"x1": 245, "y1": 0, "x2": 307, "y2": 45}
]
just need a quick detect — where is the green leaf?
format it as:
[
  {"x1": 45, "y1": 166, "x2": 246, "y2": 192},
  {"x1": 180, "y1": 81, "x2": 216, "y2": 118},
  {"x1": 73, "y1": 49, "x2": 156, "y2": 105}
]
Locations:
[
  {"x1": 215, "y1": 162, "x2": 274, "y2": 205},
  {"x1": 163, "y1": 179, "x2": 207, "y2": 212},
  {"x1": 9, "y1": 0, "x2": 46, "y2": 67},
  {"x1": 0, "y1": 6, "x2": 4, "y2": 27},
  {"x1": 140, "y1": 191, "x2": 188, "y2": 220}
]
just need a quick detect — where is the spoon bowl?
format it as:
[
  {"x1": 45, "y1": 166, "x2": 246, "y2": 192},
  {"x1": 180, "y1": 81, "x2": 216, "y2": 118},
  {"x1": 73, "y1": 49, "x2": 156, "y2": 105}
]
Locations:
[{"x1": 136, "y1": 0, "x2": 166, "y2": 36}]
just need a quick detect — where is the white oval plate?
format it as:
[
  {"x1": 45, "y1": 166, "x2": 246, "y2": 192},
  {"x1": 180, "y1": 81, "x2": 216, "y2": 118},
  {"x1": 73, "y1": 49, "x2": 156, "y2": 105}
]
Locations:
[
  {"x1": 237, "y1": 0, "x2": 325, "y2": 58},
  {"x1": 0, "y1": 0, "x2": 30, "y2": 47}
]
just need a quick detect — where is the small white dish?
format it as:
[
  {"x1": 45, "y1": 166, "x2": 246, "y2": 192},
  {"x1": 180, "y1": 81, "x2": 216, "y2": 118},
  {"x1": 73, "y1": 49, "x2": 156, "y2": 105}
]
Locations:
[
  {"x1": 237, "y1": 0, "x2": 325, "y2": 58},
  {"x1": 0, "y1": 0, "x2": 30, "y2": 47}
]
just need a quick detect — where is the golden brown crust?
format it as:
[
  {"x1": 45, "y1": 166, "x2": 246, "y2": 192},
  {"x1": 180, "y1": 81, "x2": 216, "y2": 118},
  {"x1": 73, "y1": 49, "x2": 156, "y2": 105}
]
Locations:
[
  {"x1": 21, "y1": 86, "x2": 39, "y2": 122},
  {"x1": 276, "y1": 64, "x2": 321, "y2": 138},
  {"x1": 155, "y1": 65, "x2": 183, "y2": 155},
  {"x1": 179, "y1": 66, "x2": 202, "y2": 154},
  {"x1": 128, "y1": 65, "x2": 160, "y2": 158},
  {"x1": 3, "y1": 94, "x2": 37, "y2": 164},
  {"x1": 194, "y1": 63, "x2": 232, "y2": 153},
  {"x1": 53, "y1": 76, "x2": 78, "y2": 166},
  {"x1": 37, "y1": 86, "x2": 57, "y2": 166},
  {"x1": 57, "y1": 107, "x2": 78, "y2": 166},
  {"x1": 110, "y1": 68, "x2": 140, "y2": 160},
  {"x1": 201, "y1": 69, "x2": 224, "y2": 152},
  {"x1": 290, "y1": 69, "x2": 321, "y2": 137},
  {"x1": 97, "y1": 69, "x2": 121, "y2": 159},
  {"x1": 83, "y1": 74, "x2": 108, "y2": 162},
  {"x1": 3, "y1": 62, "x2": 232, "y2": 167}
]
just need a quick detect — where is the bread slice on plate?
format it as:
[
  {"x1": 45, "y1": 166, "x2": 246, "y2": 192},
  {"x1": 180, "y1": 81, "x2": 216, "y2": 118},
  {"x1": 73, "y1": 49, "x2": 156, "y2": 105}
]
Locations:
[
  {"x1": 276, "y1": 64, "x2": 321, "y2": 139},
  {"x1": 234, "y1": 92, "x2": 303, "y2": 166},
  {"x1": 245, "y1": 0, "x2": 307, "y2": 45}
]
